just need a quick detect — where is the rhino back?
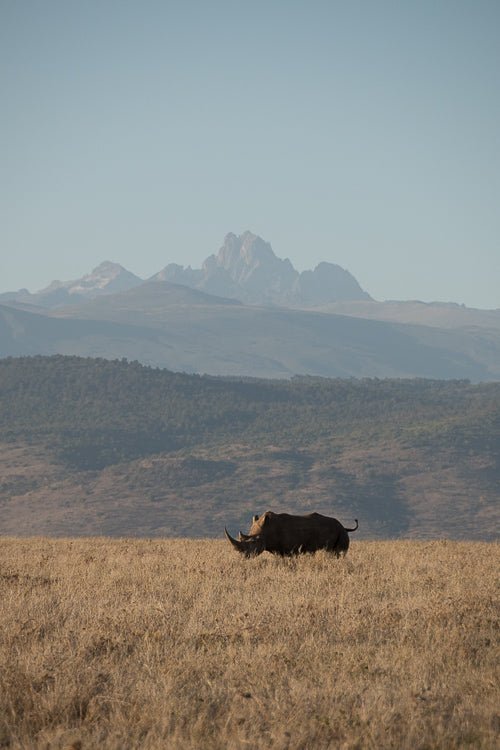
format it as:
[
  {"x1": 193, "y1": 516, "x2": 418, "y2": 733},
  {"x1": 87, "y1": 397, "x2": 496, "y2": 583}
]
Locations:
[{"x1": 265, "y1": 513, "x2": 345, "y2": 554}]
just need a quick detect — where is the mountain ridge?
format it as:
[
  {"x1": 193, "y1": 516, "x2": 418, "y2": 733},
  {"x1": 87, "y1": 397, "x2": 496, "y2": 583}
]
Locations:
[
  {"x1": 2, "y1": 231, "x2": 496, "y2": 314},
  {"x1": 152, "y1": 231, "x2": 371, "y2": 306},
  {"x1": 1, "y1": 231, "x2": 371, "y2": 309},
  {"x1": 1, "y1": 231, "x2": 498, "y2": 381}
]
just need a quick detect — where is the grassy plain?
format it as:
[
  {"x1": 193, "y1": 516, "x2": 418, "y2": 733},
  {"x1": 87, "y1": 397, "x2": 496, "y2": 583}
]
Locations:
[{"x1": 0, "y1": 538, "x2": 498, "y2": 749}]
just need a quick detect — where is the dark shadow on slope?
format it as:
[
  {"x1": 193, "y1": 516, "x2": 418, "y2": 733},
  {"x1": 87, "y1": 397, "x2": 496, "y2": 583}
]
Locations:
[{"x1": 324, "y1": 465, "x2": 411, "y2": 538}]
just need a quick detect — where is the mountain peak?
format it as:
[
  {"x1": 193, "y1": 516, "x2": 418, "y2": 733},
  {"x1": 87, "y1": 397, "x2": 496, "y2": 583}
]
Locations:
[
  {"x1": 2, "y1": 231, "x2": 371, "y2": 311},
  {"x1": 154, "y1": 231, "x2": 370, "y2": 306},
  {"x1": 216, "y1": 231, "x2": 272, "y2": 267},
  {"x1": 45, "y1": 261, "x2": 143, "y2": 299},
  {"x1": 1, "y1": 262, "x2": 145, "y2": 309},
  {"x1": 214, "y1": 232, "x2": 292, "y2": 286},
  {"x1": 77, "y1": 261, "x2": 131, "y2": 288},
  {"x1": 90, "y1": 260, "x2": 128, "y2": 276}
]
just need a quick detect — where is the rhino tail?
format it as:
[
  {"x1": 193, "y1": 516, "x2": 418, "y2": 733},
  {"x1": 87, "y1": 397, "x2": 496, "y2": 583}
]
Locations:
[{"x1": 344, "y1": 519, "x2": 358, "y2": 533}]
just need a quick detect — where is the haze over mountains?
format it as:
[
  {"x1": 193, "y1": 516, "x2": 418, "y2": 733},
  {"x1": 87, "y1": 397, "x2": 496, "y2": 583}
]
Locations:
[
  {"x1": 1, "y1": 231, "x2": 371, "y2": 309},
  {"x1": 1, "y1": 231, "x2": 499, "y2": 381}
]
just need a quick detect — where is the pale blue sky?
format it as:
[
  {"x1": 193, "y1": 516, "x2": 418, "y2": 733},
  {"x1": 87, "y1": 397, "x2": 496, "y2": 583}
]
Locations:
[{"x1": 1, "y1": 1, "x2": 499, "y2": 308}]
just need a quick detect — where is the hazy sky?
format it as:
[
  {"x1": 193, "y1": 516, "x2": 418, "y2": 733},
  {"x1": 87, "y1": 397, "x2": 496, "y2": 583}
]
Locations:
[{"x1": 1, "y1": 1, "x2": 499, "y2": 308}]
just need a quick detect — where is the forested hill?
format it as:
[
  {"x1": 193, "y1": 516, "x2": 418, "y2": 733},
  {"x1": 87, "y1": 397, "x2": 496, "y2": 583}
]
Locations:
[{"x1": 0, "y1": 355, "x2": 499, "y2": 540}]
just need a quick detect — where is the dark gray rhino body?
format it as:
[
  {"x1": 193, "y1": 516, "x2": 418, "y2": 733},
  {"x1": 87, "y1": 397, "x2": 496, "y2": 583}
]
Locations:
[{"x1": 225, "y1": 511, "x2": 358, "y2": 557}]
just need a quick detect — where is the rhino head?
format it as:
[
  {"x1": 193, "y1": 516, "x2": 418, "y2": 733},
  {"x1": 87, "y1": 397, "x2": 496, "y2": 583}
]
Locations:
[
  {"x1": 224, "y1": 512, "x2": 270, "y2": 557},
  {"x1": 224, "y1": 527, "x2": 265, "y2": 557}
]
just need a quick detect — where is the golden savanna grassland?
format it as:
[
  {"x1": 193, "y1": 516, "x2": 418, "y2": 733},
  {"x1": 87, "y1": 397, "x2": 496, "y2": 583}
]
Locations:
[{"x1": 0, "y1": 538, "x2": 498, "y2": 749}]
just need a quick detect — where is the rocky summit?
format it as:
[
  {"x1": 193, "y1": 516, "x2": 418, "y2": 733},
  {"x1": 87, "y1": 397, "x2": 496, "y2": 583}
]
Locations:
[
  {"x1": 153, "y1": 231, "x2": 371, "y2": 306},
  {"x1": 2, "y1": 232, "x2": 371, "y2": 310}
]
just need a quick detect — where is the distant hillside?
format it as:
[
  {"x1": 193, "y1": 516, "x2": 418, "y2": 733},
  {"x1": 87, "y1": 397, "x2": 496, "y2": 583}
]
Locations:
[
  {"x1": 0, "y1": 356, "x2": 498, "y2": 540},
  {"x1": 2, "y1": 284, "x2": 500, "y2": 381},
  {"x1": 312, "y1": 299, "x2": 500, "y2": 330}
]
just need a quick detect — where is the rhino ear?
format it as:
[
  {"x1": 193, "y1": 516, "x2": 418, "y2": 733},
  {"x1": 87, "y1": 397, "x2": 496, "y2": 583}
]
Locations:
[
  {"x1": 261, "y1": 511, "x2": 272, "y2": 526},
  {"x1": 252, "y1": 514, "x2": 259, "y2": 523}
]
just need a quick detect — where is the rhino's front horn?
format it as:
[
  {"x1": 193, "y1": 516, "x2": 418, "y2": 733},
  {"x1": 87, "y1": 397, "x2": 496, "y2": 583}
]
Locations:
[
  {"x1": 225, "y1": 528, "x2": 264, "y2": 557},
  {"x1": 225, "y1": 528, "x2": 247, "y2": 553}
]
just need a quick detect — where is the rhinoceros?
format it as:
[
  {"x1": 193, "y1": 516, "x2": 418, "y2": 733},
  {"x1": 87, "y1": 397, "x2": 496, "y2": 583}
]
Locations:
[{"x1": 224, "y1": 511, "x2": 358, "y2": 557}]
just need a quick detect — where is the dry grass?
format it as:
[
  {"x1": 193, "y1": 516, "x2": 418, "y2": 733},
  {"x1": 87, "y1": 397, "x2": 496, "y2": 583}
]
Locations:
[{"x1": 0, "y1": 538, "x2": 498, "y2": 749}]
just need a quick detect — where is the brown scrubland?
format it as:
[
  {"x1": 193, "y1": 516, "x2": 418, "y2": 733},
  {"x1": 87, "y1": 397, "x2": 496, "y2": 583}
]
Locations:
[{"x1": 0, "y1": 538, "x2": 498, "y2": 749}]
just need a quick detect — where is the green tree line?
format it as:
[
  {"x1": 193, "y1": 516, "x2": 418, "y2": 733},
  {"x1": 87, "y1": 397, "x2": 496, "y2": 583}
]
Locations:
[{"x1": 0, "y1": 355, "x2": 498, "y2": 470}]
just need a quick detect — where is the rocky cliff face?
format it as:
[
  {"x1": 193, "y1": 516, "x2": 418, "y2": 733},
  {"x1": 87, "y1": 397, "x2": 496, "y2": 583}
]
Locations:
[{"x1": 154, "y1": 231, "x2": 371, "y2": 306}]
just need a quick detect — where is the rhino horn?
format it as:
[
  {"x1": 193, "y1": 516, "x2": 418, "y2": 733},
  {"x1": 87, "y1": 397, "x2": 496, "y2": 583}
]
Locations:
[
  {"x1": 225, "y1": 528, "x2": 263, "y2": 557},
  {"x1": 225, "y1": 528, "x2": 247, "y2": 552},
  {"x1": 238, "y1": 530, "x2": 252, "y2": 541}
]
